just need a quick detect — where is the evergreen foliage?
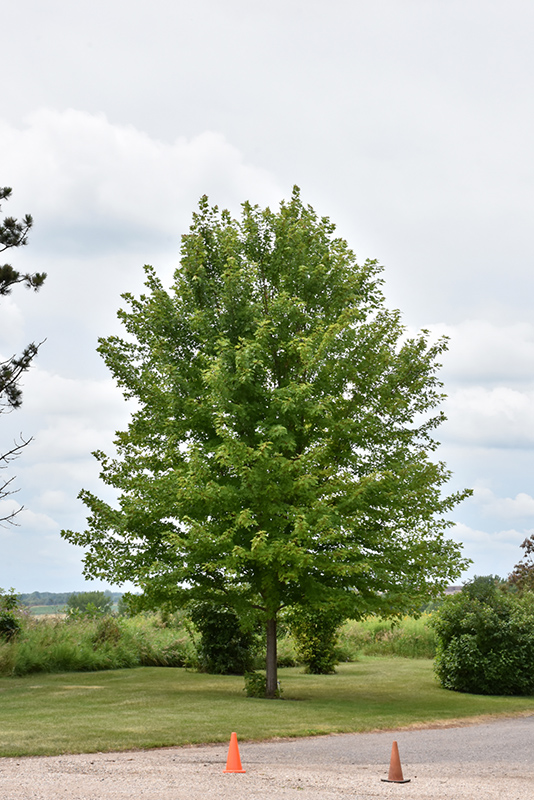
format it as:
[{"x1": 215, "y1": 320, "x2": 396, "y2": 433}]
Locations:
[{"x1": 1, "y1": 185, "x2": 46, "y2": 524}]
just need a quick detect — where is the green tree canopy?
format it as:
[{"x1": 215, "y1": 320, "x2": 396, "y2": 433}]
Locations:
[
  {"x1": 62, "y1": 188, "x2": 470, "y2": 696},
  {"x1": 66, "y1": 591, "x2": 113, "y2": 615}
]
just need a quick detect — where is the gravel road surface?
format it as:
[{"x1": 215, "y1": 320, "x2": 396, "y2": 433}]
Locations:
[{"x1": 1, "y1": 716, "x2": 533, "y2": 799}]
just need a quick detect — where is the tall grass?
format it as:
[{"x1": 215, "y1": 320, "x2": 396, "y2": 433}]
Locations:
[
  {"x1": 0, "y1": 613, "x2": 198, "y2": 677},
  {"x1": 0, "y1": 612, "x2": 436, "y2": 678},
  {"x1": 258, "y1": 615, "x2": 436, "y2": 668},
  {"x1": 337, "y1": 614, "x2": 436, "y2": 659}
]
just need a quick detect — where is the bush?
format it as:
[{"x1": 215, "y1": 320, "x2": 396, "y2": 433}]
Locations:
[
  {"x1": 287, "y1": 604, "x2": 345, "y2": 674},
  {"x1": 244, "y1": 671, "x2": 282, "y2": 698},
  {"x1": 190, "y1": 603, "x2": 257, "y2": 675},
  {"x1": 0, "y1": 588, "x2": 24, "y2": 642},
  {"x1": 92, "y1": 616, "x2": 122, "y2": 647},
  {"x1": 432, "y1": 577, "x2": 534, "y2": 695},
  {"x1": 0, "y1": 588, "x2": 20, "y2": 612},
  {"x1": 0, "y1": 613, "x2": 21, "y2": 641}
]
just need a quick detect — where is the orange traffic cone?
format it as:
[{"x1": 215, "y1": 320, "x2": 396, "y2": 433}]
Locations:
[
  {"x1": 381, "y1": 740, "x2": 410, "y2": 784},
  {"x1": 223, "y1": 732, "x2": 246, "y2": 773}
]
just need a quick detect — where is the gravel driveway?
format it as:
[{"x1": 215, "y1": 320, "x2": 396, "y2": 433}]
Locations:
[{"x1": 1, "y1": 716, "x2": 534, "y2": 800}]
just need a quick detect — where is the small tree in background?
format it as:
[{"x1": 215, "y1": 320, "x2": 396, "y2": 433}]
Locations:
[
  {"x1": 66, "y1": 591, "x2": 113, "y2": 617},
  {"x1": 508, "y1": 534, "x2": 534, "y2": 593},
  {"x1": 459, "y1": 574, "x2": 507, "y2": 601}
]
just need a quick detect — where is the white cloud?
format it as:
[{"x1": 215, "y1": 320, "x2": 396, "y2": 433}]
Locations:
[
  {"x1": 471, "y1": 487, "x2": 534, "y2": 521},
  {"x1": 0, "y1": 108, "x2": 285, "y2": 381},
  {"x1": 0, "y1": 522, "x2": 85, "y2": 592},
  {"x1": 0, "y1": 366, "x2": 129, "y2": 539},
  {"x1": 1, "y1": 366, "x2": 132, "y2": 463},
  {"x1": 38, "y1": 490, "x2": 77, "y2": 513},
  {"x1": 21, "y1": 368, "x2": 131, "y2": 421},
  {"x1": 0, "y1": 506, "x2": 136, "y2": 593},
  {"x1": 0, "y1": 498, "x2": 21, "y2": 526},
  {"x1": 416, "y1": 320, "x2": 534, "y2": 386},
  {"x1": 0, "y1": 299, "x2": 24, "y2": 347},
  {"x1": 15, "y1": 507, "x2": 59, "y2": 533},
  {"x1": 0, "y1": 109, "x2": 283, "y2": 257},
  {"x1": 453, "y1": 522, "x2": 528, "y2": 547},
  {"x1": 450, "y1": 522, "x2": 528, "y2": 580},
  {"x1": 28, "y1": 422, "x2": 114, "y2": 462},
  {"x1": 442, "y1": 386, "x2": 534, "y2": 448}
]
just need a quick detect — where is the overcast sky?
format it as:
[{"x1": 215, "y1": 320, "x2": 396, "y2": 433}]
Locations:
[{"x1": 1, "y1": 0, "x2": 534, "y2": 593}]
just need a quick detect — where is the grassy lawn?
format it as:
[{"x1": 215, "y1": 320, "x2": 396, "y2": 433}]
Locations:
[{"x1": 1, "y1": 658, "x2": 534, "y2": 758}]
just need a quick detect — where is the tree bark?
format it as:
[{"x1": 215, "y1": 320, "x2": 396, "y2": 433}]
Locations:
[{"x1": 265, "y1": 616, "x2": 278, "y2": 698}]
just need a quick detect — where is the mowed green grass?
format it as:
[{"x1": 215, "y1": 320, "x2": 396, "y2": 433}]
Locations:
[{"x1": 2, "y1": 658, "x2": 534, "y2": 757}]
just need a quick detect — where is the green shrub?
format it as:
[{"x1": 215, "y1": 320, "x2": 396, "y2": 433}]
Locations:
[
  {"x1": 287, "y1": 604, "x2": 345, "y2": 674},
  {"x1": 244, "y1": 671, "x2": 282, "y2": 698},
  {"x1": 190, "y1": 603, "x2": 258, "y2": 675},
  {"x1": 0, "y1": 613, "x2": 21, "y2": 641},
  {"x1": 432, "y1": 578, "x2": 534, "y2": 695},
  {"x1": 92, "y1": 616, "x2": 122, "y2": 647},
  {"x1": 0, "y1": 588, "x2": 20, "y2": 612},
  {"x1": 0, "y1": 588, "x2": 24, "y2": 642}
]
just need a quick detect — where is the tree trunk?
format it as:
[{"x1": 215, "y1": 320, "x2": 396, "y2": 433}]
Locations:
[{"x1": 265, "y1": 616, "x2": 278, "y2": 698}]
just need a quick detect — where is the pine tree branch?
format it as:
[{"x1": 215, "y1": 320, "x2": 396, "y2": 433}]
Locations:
[{"x1": 0, "y1": 341, "x2": 45, "y2": 410}]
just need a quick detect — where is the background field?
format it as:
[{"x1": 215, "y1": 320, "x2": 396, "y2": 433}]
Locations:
[{"x1": 0, "y1": 613, "x2": 436, "y2": 677}]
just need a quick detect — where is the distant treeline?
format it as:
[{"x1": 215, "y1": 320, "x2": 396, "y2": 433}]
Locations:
[{"x1": 19, "y1": 591, "x2": 123, "y2": 607}]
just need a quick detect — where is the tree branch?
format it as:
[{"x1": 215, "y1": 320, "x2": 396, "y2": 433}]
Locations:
[{"x1": 0, "y1": 434, "x2": 32, "y2": 526}]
